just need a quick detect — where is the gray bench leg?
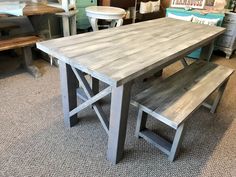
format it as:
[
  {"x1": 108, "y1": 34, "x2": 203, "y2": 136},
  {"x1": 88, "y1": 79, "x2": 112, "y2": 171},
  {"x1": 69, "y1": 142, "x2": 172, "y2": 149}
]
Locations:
[
  {"x1": 210, "y1": 79, "x2": 229, "y2": 114},
  {"x1": 135, "y1": 109, "x2": 148, "y2": 138},
  {"x1": 135, "y1": 109, "x2": 185, "y2": 162},
  {"x1": 168, "y1": 123, "x2": 185, "y2": 162},
  {"x1": 22, "y1": 46, "x2": 42, "y2": 78}
]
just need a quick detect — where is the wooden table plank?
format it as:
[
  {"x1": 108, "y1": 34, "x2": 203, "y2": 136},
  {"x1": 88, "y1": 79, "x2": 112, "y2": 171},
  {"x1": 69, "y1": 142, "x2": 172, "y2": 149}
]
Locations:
[
  {"x1": 0, "y1": 3, "x2": 64, "y2": 17},
  {"x1": 37, "y1": 18, "x2": 225, "y2": 87},
  {"x1": 0, "y1": 36, "x2": 41, "y2": 52}
]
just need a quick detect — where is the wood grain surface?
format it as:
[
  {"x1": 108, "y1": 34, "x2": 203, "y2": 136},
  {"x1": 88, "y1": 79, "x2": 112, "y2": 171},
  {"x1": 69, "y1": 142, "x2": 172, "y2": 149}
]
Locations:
[
  {"x1": 37, "y1": 18, "x2": 225, "y2": 87},
  {"x1": 0, "y1": 36, "x2": 41, "y2": 51},
  {"x1": 133, "y1": 61, "x2": 234, "y2": 129},
  {"x1": 23, "y1": 3, "x2": 64, "y2": 16}
]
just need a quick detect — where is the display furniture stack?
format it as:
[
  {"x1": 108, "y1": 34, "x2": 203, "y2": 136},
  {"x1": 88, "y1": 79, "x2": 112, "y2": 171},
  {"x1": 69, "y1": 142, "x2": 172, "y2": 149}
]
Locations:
[
  {"x1": 166, "y1": 7, "x2": 225, "y2": 59},
  {"x1": 215, "y1": 11, "x2": 236, "y2": 59}
]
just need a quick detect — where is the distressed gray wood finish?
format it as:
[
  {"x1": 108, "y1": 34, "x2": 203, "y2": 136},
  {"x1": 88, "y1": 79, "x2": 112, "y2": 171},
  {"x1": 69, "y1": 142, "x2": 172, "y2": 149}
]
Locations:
[
  {"x1": 36, "y1": 18, "x2": 226, "y2": 164},
  {"x1": 133, "y1": 61, "x2": 233, "y2": 161},
  {"x1": 210, "y1": 79, "x2": 229, "y2": 114},
  {"x1": 37, "y1": 18, "x2": 225, "y2": 87},
  {"x1": 59, "y1": 61, "x2": 79, "y2": 127},
  {"x1": 135, "y1": 109, "x2": 148, "y2": 138},
  {"x1": 92, "y1": 77, "x2": 99, "y2": 95},
  {"x1": 132, "y1": 61, "x2": 234, "y2": 129},
  {"x1": 136, "y1": 113, "x2": 186, "y2": 162},
  {"x1": 107, "y1": 82, "x2": 132, "y2": 164},
  {"x1": 138, "y1": 128, "x2": 172, "y2": 155},
  {"x1": 71, "y1": 67, "x2": 109, "y2": 133},
  {"x1": 69, "y1": 86, "x2": 111, "y2": 117},
  {"x1": 168, "y1": 123, "x2": 185, "y2": 161}
]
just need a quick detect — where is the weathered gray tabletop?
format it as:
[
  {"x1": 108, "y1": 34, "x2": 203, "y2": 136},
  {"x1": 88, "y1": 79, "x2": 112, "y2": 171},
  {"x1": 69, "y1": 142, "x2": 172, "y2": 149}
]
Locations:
[{"x1": 37, "y1": 18, "x2": 225, "y2": 164}]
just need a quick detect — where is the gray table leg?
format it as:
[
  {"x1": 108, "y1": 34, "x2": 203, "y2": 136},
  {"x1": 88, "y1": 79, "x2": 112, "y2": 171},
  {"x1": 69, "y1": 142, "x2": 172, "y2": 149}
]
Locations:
[
  {"x1": 59, "y1": 61, "x2": 79, "y2": 127},
  {"x1": 22, "y1": 46, "x2": 42, "y2": 78},
  {"x1": 70, "y1": 14, "x2": 77, "y2": 35},
  {"x1": 107, "y1": 82, "x2": 132, "y2": 164},
  {"x1": 200, "y1": 40, "x2": 215, "y2": 62}
]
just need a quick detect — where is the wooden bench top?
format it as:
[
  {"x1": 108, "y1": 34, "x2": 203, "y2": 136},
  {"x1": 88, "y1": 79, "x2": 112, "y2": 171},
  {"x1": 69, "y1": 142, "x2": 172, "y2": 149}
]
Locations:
[
  {"x1": 132, "y1": 61, "x2": 234, "y2": 129},
  {"x1": 0, "y1": 36, "x2": 41, "y2": 52}
]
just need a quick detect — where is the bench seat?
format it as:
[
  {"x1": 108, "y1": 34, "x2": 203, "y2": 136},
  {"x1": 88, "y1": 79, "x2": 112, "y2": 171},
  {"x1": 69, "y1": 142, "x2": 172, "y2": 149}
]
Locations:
[
  {"x1": 132, "y1": 60, "x2": 234, "y2": 161},
  {"x1": 0, "y1": 36, "x2": 40, "y2": 51},
  {"x1": 0, "y1": 36, "x2": 41, "y2": 77}
]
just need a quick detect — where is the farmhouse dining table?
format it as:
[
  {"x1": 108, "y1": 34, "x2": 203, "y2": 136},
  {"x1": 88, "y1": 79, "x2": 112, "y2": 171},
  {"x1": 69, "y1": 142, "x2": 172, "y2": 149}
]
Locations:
[{"x1": 37, "y1": 18, "x2": 225, "y2": 164}]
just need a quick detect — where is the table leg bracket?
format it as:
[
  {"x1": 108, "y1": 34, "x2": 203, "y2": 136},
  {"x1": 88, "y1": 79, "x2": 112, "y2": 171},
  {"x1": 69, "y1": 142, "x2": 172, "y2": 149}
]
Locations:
[{"x1": 71, "y1": 66, "x2": 111, "y2": 133}]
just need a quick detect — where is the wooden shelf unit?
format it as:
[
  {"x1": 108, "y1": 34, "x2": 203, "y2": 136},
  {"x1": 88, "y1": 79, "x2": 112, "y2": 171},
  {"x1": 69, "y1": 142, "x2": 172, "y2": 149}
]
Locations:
[{"x1": 135, "y1": 0, "x2": 164, "y2": 22}]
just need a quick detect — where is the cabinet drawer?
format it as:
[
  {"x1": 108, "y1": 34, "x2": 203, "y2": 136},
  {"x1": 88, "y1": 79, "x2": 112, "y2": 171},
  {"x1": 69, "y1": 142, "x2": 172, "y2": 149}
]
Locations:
[
  {"x1": 224, "y1": 14, "x2": 236, "y2": 24},
  {"x1": 222, "y1": 22, "x2": 236, "y2": 36},
  {"x1": 216, "y1": 35, "x2": 232, "y2": 48}
]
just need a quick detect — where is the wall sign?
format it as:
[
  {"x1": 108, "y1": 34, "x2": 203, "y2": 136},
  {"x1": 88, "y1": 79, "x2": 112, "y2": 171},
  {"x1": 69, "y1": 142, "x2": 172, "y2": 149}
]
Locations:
[{"x1": 171, "y1": 0, "x2": 206, "y2": 9}]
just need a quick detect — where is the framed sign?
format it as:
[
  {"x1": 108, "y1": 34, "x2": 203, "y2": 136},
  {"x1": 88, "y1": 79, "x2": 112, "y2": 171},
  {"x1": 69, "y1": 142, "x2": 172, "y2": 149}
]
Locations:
[{"x1": 171, "y1": 0, "x2": 206, "y2": 9}]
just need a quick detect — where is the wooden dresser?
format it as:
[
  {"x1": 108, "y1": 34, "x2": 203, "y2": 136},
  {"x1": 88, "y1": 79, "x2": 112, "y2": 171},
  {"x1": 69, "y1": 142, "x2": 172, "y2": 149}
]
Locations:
[{"x1": 216, "y1": 12, "x2": 236, "y2": 59}]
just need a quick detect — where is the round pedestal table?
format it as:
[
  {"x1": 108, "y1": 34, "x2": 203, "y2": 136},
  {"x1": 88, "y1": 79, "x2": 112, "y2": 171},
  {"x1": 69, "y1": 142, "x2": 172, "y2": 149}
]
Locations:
[{"x1": 85, "y1": 6, "x2": 126, "y2": 31}]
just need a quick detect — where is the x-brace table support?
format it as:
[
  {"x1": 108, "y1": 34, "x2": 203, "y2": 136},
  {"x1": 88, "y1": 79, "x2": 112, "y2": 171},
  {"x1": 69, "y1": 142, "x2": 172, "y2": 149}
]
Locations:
[
  {"x1": 59, "y1": 61, "x2": 132, "y2": 164},
  {"x1": 71, "y1": 66, "x2": 110, "y2": 133}
]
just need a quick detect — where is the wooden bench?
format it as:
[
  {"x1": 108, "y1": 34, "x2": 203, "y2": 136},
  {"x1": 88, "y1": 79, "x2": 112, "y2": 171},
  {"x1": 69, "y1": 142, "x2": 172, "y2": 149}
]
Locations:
[
  {"x1": 0, "y1": 36, "x2": 42, "y2": 77},
  {"x1": 131, "y1": 61, "x2": 234, "y2": 161}
]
